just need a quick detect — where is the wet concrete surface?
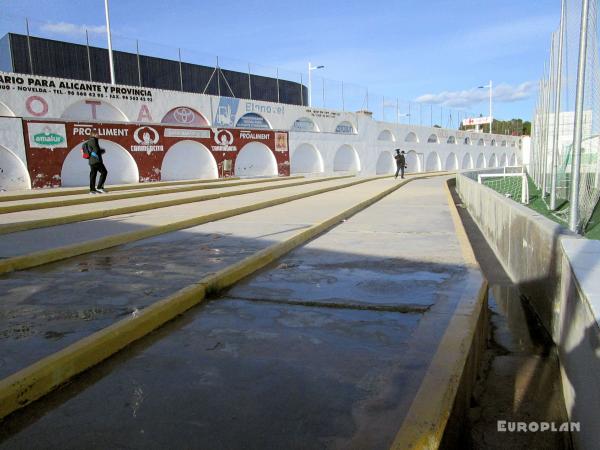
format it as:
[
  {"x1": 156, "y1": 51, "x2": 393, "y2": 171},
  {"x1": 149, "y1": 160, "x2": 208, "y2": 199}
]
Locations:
[
  {"x1": 0, "y1": 178, "x2": 402, "y2": 379},
  {"x1": 450, "y1": 185, "x2": 572, "y2": 449},
  {"x1": 0, "y1": 176, "x2": 479, "y2": 449},
  {"x1": 466, "y1": 286, "x2": 572, "y2": 450}
]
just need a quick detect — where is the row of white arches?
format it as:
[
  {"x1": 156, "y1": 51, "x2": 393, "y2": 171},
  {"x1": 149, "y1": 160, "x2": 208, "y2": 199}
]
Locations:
[
  {"x1": 291, "y1": 143, "x2": 518, "y2": 175},
  {"x1": 60, "y1": 140, "x2": 281, "y2": 186},
  {"x1": 0, "y1": 138, "x2": 518, "y2": 190},
  {"x1": 378, "y1": 129, "x2": 521, "y2": 148}
]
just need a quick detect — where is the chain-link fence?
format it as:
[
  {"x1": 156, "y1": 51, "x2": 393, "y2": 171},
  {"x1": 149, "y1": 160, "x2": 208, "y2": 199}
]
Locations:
[
  {"x1": 530, "y1": 0, "x2": 600, "y2": 233},
  {"x1": 0, "y1": 13, "x2": 491, "y2": 126}
]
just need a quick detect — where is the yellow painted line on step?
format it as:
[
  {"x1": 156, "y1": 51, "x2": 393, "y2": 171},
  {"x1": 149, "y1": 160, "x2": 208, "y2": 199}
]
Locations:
[
  {"x1": 0, "y1": 176, "x2": 245, "y2": 202},
  {"x1": 0, "y1": 175, "x2": 381, "y2": 275},
  {"x1": 0, "y1": 172, "x2": 442, "y2": 421},
  {"x1": 0, "y1": 176, "x2": 305, "y2": 214},
  {"x1": 0, "y1": 175, "x2": 352, "y2": 235},
  {"x1": 389, "y1": 177, "x2": 487, "y2": 450}
]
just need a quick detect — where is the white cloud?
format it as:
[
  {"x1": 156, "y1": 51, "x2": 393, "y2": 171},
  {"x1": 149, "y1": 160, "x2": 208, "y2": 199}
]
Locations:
[
  {"x1": 415, "y1": 81, "x2": 537, "y2": 108},
  {"x1": 40, "y1": 22, "x2": 106, "y2": 37}
]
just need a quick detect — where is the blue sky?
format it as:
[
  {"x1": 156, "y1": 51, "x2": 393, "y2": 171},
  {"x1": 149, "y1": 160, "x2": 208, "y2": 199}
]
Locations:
[{"x1": 2, "y1": 0, "x2": 561, "y2": 120}]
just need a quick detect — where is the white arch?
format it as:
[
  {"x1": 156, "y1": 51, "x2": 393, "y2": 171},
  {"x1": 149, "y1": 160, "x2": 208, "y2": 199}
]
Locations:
[
  {"x1": 234, "y1": 142, "x2": 278, "y2": 177},
  {"x1": 477, "y1": 138, "x2": 485, "y2": 146},
  {"x1": 378, "y1": 129, "x2": 395, "y2": 142},
  {"x1": 489, "y1": 153, "x2": 498, "y2": 168},
  {"x1": 461, "y1": 153, "x2": 474, "y2": 170},
  {"x1": 0, "y1": 101, "x2": 15, "y2": 117},
  {"x1": 501, "y1": 140, "x2": 507, "y2": 147},
  {"x1": 491, "y1": 139, "x2": 497, "y2": 146},
  {"x1": 427, "y1": 133, "x2": 439, "y2": 144},
  {"x1": 291, "y1": 143, "x2": 324, "y2": 174},
  {"x1": 447, "y1": 136, "x2": 457, "y2": 144},
  {"x1": 161, "y1": 140, "x2": 218, "y2": 181},
  {"x1": 476, "y1": 153, "x2": 486, "y2": 168},
  {"x1": 405, "y1": 132, "x2": 419, "y2": 143},
  {"x1": 425, "y1": 152, "x2": 441, "y2": 171},
  {"x1": 444, "y1": 152, "x2": 458, "y2": 171},
  {"x1": 61, "y1": 99, "x2": 129, "y2": 122},
  {"x1": 464, "y1": 137, "x2": 472, "y2": 145},
  {"x1": 510, "y1": 153, "x2": 517, "y2": 165},
  {"x1": 499, "y1": 153, "x2": 508, "y2": 167},
  {"x1": 405, "y1": 150, "x2": 421, "y2": 173},
  {"x1": 0, "y1": 144, "x2": 31, "y2": 190},
  {"x1": 236, "y1": 113, "x2": 272, "y2": 130},
  {"x1": 61, "y1": 140, "x2": 139, "y2": 187},
  {"x1": 333, "y1": 145, "x2": 361, "y2": 172},
  {"x1": 375, "y1": 151, "x2": 395, "y2": 174}
]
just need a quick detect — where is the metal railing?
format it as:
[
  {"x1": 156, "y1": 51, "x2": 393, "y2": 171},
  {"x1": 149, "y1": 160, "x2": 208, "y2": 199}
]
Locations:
[{"x1": 530, "y1": 0, "x2": 600, "y2": 233}]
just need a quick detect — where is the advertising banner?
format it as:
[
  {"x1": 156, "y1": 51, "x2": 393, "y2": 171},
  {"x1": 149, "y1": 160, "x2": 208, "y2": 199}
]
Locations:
[
  {"x1": 27, "y1": 122, "x2": 67, "y2": 148},
  {"x1": 236, "y1": 113, "x2": 271, "y2": 129},
  {"x1": 23, "y1": 120, "x2": 290, "y2": 188},
  {"x1": 462, "y1": 116, "x2": 492, "y2": 126}
]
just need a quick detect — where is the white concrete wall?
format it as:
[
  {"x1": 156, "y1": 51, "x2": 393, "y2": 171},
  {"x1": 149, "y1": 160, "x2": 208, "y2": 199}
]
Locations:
[
  {"x1": 456, "y1": 171, "x2": 600, "y2": 450},
  {"x1": 0, "y1": 72, "x2": 524, "y2": 188}
]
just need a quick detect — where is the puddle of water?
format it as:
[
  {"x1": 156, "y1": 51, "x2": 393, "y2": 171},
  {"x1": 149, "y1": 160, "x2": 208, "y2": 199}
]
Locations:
[{"x1": 466, "y1": 284, "x2": 571, "y2": 449}]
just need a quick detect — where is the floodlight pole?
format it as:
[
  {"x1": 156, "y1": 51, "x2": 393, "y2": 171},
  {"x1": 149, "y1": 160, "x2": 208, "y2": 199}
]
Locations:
[
  {"x1": 308, "y1": 62, "x2": 324, "y2": 107},
  {"x1": 104, "y1": 0, "x2": 116, "y2": 85}
]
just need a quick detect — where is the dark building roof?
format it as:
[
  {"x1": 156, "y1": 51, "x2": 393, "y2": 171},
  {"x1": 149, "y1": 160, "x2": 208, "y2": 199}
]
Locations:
[{"x1": 0, "y1": 33, "x2": 308, "y2": 106}]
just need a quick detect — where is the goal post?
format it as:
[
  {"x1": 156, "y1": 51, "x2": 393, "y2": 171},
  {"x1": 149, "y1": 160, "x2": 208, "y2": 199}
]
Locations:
[{"x1": 477, "y1": 172, "x2": 529, "y2": 204}]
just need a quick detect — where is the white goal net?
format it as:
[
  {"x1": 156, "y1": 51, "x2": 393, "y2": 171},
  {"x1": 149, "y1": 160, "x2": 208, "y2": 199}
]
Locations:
[{"x1": 477, "y1": 169, "x2": 530, "y2": 204}]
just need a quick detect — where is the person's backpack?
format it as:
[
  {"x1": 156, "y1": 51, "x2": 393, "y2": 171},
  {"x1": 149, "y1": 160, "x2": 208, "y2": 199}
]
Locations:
[{"x1": 81, "y1": 142, "x2": 91, "y2": 159}]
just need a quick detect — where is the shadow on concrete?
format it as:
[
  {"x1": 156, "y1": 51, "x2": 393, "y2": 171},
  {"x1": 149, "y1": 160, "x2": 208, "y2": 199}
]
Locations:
[{"x1": 447, "y1": 180, "x2": 573, "y2": 449}]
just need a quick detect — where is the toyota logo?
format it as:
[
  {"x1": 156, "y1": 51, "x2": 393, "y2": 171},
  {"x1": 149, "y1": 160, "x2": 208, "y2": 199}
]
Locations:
[{"x1": 173, "y1": 107, "x2": 195, "y2": 124}]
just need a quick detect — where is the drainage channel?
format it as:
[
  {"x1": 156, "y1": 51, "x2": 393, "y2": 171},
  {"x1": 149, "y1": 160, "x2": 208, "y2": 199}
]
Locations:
[{"x1": 450, "y1": 184, "x2": 573, "y2": 450}]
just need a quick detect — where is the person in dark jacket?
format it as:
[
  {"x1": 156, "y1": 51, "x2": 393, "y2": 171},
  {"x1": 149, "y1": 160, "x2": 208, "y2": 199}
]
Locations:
[
  {"x1": 394, "y1": 149, "x2": 406, "y2": 179},
  {"x1": 85, "y1": 132, "x2": 108, "y2": 194}
]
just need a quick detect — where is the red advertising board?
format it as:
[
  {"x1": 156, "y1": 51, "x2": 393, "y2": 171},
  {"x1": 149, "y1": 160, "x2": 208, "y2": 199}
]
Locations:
[{"x1": 23, "y1": 120, "x2": 290, "y2": 188}]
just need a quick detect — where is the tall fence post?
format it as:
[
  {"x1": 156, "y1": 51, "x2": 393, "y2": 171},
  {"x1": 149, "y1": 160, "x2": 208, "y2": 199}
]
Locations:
[
  {"x1": 216, "y1": 56, "x2": 221, "y2": 97},
  {"x1": 86, "y1": 29, "x2": 93, "y2": 81},
  {"x1": 248, "y1": 63, "x2": 252, "y2": 100},
  {"x1": 25, "y1": 18, "x2": 34, "y2": 75},
  {"x1": 542, "y1": 45, "x2": 555, "y2": 197},
  {"x1": 276, "y1": 68, "x2": 280, "y2": 104},
  {"x1": 569, "y1": 0, "x2": 591, "y2": 232},
  {"x1": 136, "y1": 40, "x2": 142, "y2": 87},
  {"x1": 430, "y1": 104, "x2": 433, "y2": 127},
  {"x1": 551, "y1": 3, "x2": 566, "y2": 210},
  {"x1": 178, "y1": 48, "x2": 184, "y2": 92}
]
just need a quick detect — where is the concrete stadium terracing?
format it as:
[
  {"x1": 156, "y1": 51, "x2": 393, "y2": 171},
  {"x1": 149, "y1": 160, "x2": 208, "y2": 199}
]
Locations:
[{"x1": 0, "y1": 70, "x2": 596, "y2": 450}]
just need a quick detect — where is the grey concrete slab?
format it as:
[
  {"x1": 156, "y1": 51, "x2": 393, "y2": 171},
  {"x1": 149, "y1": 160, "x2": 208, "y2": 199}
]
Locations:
[
  {"x1": 0, "y1": 176, "x2": 478, "y2": 449},
  {"x1": 0, "y1": 178, "x2": 400, "y2": 378},
  {"x1": 0, "y1": 177, "x2": 291, "y2": 210},
  {"x1": 0, "y1": 177, "x2": 357, "y2": 257},
  {"x1": 0, "y1": 176, "x2": 317, "y2": 227}
]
